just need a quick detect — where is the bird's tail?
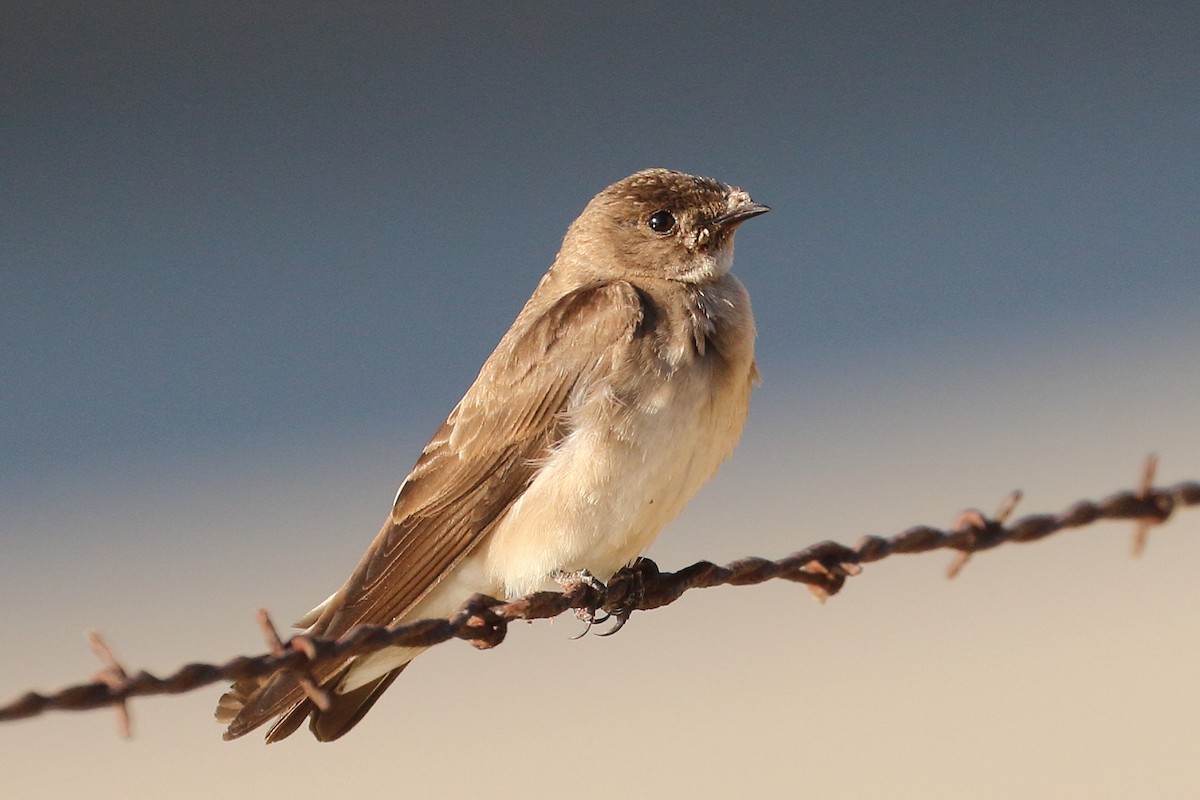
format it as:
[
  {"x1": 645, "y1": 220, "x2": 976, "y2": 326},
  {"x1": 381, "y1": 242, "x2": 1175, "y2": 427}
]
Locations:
[{"x1": 216, "y1": 659, "x2": 411, "y2": 743}]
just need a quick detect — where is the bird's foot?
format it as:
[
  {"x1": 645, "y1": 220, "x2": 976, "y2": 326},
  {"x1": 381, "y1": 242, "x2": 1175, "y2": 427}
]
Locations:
[
  {"x1": 551, "y1": 560, "x2": 653, "y2": 638},
  {"x1": 595, "y1": 561, "x2": 649, "y2": 638},
  {"x1": 552, "y1": 569, "x2": 609, "y2": 633}
]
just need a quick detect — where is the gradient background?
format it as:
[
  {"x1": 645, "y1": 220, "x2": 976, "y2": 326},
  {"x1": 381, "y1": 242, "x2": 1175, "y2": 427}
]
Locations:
[{"x1": 3, "y1": 3, "x2": 1199, "y2": 798}]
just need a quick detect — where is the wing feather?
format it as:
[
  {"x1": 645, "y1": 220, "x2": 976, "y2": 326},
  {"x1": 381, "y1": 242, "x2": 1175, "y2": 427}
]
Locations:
[
  {"x1": 327, "y1": 281, "x2": 644, "y2": 632},
  {"x1": 221, "y1": 279, "x2": 645, "y2": 738}
]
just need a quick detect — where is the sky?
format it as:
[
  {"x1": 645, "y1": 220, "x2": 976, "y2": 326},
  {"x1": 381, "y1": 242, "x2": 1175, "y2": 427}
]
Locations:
[{"x1": 3, "y1": 3, "x2": 1199, "y2": 798}]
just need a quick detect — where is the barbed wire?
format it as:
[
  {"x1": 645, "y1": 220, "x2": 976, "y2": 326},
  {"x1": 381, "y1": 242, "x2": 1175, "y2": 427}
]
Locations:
[{"x1": 1, "y1": 457, "x2": 1196, "y2": 736}]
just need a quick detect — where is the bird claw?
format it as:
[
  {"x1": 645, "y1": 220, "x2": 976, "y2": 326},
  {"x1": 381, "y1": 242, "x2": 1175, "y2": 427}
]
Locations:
[
  {"x1": 593, "y1": 607, "x2": 631, "y2": 637},
  {"x1": 553, "y1": 562, "x2": 648, "y2": 638},
  {"x1": 552, "y1": 569, "x2": 608, "y2": 635},
  {"x1": 594, "y1": 562, "x2": 646, "y2": 637}
]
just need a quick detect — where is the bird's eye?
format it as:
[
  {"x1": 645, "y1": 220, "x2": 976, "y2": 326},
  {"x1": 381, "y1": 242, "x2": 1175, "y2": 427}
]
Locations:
[{"x1": 647, "y1": 210, "x2": 677, "y2": 234}]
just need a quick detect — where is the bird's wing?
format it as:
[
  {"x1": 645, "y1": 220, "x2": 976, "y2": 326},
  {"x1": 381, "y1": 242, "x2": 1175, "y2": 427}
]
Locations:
[
  {"x1": 221, "y1": 279, "x2": 647, "y2": 738},
  {"x1": 317, "y1": 279, "x2": 647, "y2": 635}
]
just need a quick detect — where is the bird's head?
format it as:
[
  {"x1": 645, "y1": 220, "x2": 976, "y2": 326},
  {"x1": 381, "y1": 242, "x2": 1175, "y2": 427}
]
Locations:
[{"x1": 558, "y1": 168, "x2": 769, "y2": 284}]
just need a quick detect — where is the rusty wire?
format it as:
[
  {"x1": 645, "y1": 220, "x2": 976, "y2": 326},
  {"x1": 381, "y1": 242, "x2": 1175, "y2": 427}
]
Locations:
[{"x1": 1, "y1": 458, "x2": 1196, "y2": 734}]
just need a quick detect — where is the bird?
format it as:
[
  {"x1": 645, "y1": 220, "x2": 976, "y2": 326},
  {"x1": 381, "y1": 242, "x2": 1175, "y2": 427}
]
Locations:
[{"x1": 216, "y1": 168, "x2": 769, "y2": 742}]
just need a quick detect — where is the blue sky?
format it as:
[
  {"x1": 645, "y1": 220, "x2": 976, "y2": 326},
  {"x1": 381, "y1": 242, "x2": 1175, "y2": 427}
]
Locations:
[{"x1": 6, "y1": 3, "x2": 1198, "y2": 487}]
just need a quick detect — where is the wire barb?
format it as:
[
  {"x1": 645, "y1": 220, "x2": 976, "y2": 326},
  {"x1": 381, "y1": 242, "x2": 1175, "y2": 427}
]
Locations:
[
  {"x1": 255, "y1": 609, "x2": 332, "y2": 712},
  {"x1": 1, "y1": 462, "x2": 1196, "y2": 733},
  {"x1": 1132, "y1": 455, "x2": 1166, "y2": 557},
  {"x1": 86, "y1": 631, "x2": 132, "y2": 739},
  {"x1": 945, "y1": 490, "x2": 1023, "y2": 579}
]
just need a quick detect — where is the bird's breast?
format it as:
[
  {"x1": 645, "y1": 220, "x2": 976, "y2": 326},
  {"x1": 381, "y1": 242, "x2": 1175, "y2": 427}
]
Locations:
[{"x1": 484, "y1": 284, "x2": 756, "y2": 598}]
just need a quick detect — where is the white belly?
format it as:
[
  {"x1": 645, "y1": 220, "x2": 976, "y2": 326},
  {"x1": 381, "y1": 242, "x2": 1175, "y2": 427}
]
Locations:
[
  {"x1": 482, "y1": 357, "x2": 752, "y2": 598},
  {"x1": 337, "y1": 370, "x2": 750, "y2": 693}
]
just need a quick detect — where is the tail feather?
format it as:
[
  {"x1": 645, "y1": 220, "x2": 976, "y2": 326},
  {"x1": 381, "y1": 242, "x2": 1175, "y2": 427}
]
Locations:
[
  {"x1": 218, "y1": 662, "x2": 409, "y2": 742},
  {"x1": 305, "y1": 667, "x2": 405, "y2": 742},
  {"x1": 214, "y1": 677, "x2": 261, "y2": 725},
  {"x1": 263, "y1": 696, "x2": 310, "y2": 742},
  {"x1": 218, "y1": 669, "x2": 308, "y2": 741}
]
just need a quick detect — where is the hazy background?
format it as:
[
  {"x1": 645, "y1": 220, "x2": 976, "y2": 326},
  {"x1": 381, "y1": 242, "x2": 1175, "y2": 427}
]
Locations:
[{"x1": 3, "y1": 3, "x2": 1198, "y2": 798}]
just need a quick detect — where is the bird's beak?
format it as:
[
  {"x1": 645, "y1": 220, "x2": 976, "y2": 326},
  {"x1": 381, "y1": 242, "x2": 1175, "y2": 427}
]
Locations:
[{"x1": 711, "y1": 200, "x2": 770, "y2": 230}]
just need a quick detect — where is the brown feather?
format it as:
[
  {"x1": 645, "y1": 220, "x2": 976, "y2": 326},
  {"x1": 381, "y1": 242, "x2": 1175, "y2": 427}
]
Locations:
[
  {"x1": 220, "y1": 280, "x2": 645, "y2": 740},
  {"x1": 259, "y1": 666, "x2": 406, "y2": 743}
]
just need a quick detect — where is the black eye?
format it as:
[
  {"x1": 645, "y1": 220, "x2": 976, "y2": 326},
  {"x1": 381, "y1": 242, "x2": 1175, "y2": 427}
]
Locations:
[{"x1": 647, "y1": 210, "x2": 676, "y2": 234}]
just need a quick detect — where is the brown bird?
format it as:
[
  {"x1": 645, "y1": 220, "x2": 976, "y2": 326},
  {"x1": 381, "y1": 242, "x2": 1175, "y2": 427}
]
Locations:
[{"x1": 216, "y1": 168, "x2": 769, "y2": 742}]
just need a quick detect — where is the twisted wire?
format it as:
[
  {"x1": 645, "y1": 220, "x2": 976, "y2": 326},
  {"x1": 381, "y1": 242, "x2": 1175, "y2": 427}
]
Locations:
[{"x1": 1, "y1": 462, "x2": 1195, "y2": 732}]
